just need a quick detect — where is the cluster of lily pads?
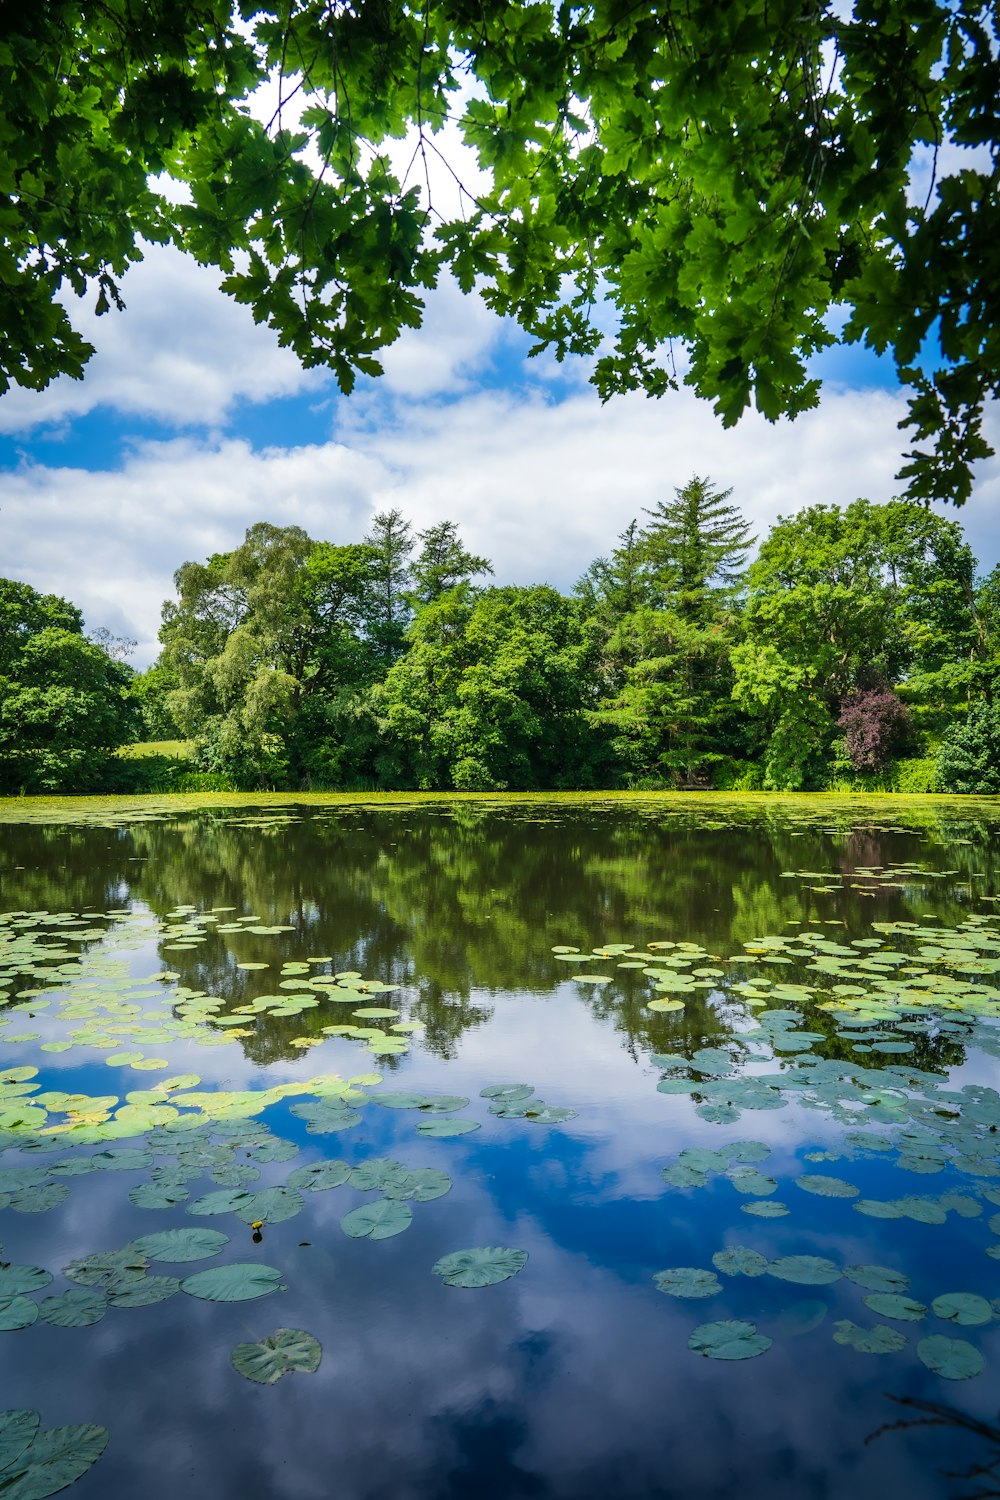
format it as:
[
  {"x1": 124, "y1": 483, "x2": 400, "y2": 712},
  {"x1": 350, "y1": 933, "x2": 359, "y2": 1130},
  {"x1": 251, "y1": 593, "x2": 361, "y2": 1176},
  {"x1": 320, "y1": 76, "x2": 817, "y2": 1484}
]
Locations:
[
  {"x1": 654, "y1": 1249, "x2": 995, "y2": 1378},
  {"x1": 0, "y1": 1408, "x2": 108, "y2": 1500}
]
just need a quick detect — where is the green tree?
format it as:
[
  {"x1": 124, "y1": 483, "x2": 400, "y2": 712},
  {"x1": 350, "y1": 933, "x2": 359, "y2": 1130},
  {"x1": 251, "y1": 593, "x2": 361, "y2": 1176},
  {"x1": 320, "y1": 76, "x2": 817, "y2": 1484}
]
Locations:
[
  {"x1": 159, "y1": 523, "x2": 381, "y2": 785},
  {"x1": 731, "y1": 498, "x2": 982, "y2": 787},
  {"x1": 937, "y1": 702, "x2": 1000, "y2": 794},
  {"x1": 408, "y1": 521, "x2": 492, "y2": 608},
  {"x1": 362, "y1": 509, "x2": 415, "y2": 668},
  {"x1": 373, "y1": 585, "x2": 604, "y2": 789},
  {"x1": 0, "y1": 582, "x2": 137, "y2": 792},
  {"x1": 4, "y1": 2, "x2": 997, "y2": 503},
  {"x1": 582, "y1": 477, "x2": 752, "y2": 784},
  {"x1": 641, "y1": 476, "x2": 754, "y2": 621}
]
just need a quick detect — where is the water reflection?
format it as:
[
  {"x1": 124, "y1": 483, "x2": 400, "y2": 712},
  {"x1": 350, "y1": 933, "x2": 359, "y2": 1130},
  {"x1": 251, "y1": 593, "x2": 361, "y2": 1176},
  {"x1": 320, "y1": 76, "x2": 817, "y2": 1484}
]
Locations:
[{"x1": 1, "y1": 795, "x2": 1000, "y2": 1499}]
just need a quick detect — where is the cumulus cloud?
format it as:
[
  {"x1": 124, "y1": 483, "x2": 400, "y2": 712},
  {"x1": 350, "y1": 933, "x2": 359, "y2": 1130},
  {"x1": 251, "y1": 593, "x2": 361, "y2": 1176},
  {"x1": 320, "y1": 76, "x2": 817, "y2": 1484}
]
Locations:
[
  {"x1": 3, "y1": 380, "x2": 997, "y2": 667},
  {"x1": 0, "y1": 243, "x2": 326, "y2": 434}
]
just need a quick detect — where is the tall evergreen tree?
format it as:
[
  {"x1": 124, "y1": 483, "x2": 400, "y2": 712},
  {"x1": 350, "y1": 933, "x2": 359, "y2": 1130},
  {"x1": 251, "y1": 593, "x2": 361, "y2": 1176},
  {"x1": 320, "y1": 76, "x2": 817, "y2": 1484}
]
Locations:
[
  {"x1": 641, "y1": 476, "x2": 755, "y2": 618},
  {"x1": 362, "y1": 509, "x2": 415, "y2": 667},
  {"x1": 408, "y1": 521, "x2": 492, "y2": 608}
]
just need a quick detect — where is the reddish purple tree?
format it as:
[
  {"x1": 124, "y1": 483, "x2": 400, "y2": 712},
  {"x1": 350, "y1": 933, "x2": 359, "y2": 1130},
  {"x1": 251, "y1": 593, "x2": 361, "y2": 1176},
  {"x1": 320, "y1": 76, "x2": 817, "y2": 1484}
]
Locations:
[{"x1": 838, "y1": 688, "x2": 913, "y2": 772}]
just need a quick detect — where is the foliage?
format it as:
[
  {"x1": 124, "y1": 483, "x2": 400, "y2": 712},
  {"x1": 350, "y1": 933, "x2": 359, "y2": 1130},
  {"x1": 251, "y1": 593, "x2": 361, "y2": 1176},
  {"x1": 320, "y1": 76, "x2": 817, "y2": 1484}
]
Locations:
[
  {"x1": 373, "y1": 585, "x2": 605, "y2": 789},
  {"x1": 3, "y1": 4, "x2": 998, "y2": 502},
  {"x1": 838, "y1": 688, "x2": 914, "y2": 772},
  {"x1": 937, "y1": 703, "x2": 1000, "y2": 794},
  {"x1": 0, "y1": 581, "x2": 138, "y2": 793}
]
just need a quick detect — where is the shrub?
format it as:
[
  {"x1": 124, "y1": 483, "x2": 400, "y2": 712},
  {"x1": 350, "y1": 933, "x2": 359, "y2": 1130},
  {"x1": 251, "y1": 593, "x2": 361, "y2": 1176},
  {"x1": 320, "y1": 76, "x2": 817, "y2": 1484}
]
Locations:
[
  {"x1": 838, "y1": 688, "x2": 913, "y2": 772},
  {"x1": 937, "y1": 703, "x2": 1000, "y2": 793}
]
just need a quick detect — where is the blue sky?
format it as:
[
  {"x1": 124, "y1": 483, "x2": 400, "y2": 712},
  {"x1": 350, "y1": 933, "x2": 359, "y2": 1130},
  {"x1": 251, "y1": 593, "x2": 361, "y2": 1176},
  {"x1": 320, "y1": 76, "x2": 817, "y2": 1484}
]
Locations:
[{"x1": 1, "y1": 239, "x2": 997, "y2": 667}]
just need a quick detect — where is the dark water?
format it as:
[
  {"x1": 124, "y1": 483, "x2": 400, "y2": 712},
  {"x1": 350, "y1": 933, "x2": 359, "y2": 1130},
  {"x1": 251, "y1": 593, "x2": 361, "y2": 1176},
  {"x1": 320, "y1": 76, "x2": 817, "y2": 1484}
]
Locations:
[{"x1": 2, "y1": 793, "x2": 1000, "y2": 1500}]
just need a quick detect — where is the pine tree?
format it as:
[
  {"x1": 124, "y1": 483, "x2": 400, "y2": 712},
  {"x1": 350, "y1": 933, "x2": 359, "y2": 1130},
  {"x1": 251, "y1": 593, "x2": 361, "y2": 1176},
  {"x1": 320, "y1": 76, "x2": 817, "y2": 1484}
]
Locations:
[{"x1": 641, "y1": 476, "x2": 754, "y2": 618}]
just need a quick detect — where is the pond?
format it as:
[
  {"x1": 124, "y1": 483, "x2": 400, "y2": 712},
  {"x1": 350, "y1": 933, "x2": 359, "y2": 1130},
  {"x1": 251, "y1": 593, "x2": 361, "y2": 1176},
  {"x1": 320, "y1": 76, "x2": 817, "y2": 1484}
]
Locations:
[{"x1": 1, "y1": 791, "x2": 1000, "y2": 1500}]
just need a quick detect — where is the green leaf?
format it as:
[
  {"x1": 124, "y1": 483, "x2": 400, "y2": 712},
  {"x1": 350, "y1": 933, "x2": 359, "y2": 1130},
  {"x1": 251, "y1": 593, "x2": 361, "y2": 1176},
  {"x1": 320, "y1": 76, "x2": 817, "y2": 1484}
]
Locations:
[
  {"x1": 653, "y1": 1267, "x2": 722, "y2": 1299},
  {"x1": 287, "y1": 1160, "x2": 351, "y2": 1192},
  {"x1": 38, "y1": 1290, "x2": 108, "y2": 1328},
  {"x1": 711, "y1": 1245, "x2": 768, "y2": 1278},
  {"x1": 767, "y1": 1255, "x2": 841, "y2": 1285},
  {"x1": 931, "y1": 1292, "x2": 993, "y2": 1327},
  {"x1": 0, "y1": 1410, "x2": 39, "y2": 1474},
  {"x1": 689, "y1": 1319, "x2": 772, "y2": 1360},
  {"x1": 917, "y1": 1334, "x2": 985, "y2": 1380},
  {"x1": 231, "y1": 1328, "x2": 322, "y2": 1384},
  {"x1": 340, "y1": 1199, "x2": 412, "y2": 1240},
  {"x1": 432, "y1": 1247, "x2": 528, "y2": 1288},
  {"x1": 0, "y1": 1266, "x2": 51, "y2": 1297},
  {"x1": 832, "y1": 1320, "x2": 907, "y2": 1354},
  {"x1": 180, "y1": 1263, "x2": 282, "y2": 1302},
  {"x1": 129, "y1": 1228, "x2": 229, "y2": 1263},
  {"x1": 0, "y1": 1297, "x2": 38, "y2": 1331},
  {"x1": 0, "y1": 1422, "x2": 109, "y2": 1500}
]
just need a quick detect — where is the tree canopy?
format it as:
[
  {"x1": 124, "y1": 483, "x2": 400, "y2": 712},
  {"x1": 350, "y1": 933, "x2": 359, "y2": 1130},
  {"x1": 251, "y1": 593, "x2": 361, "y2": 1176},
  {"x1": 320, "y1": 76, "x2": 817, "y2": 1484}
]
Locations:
[{"x1": 4, "y1": 2, "x2": 997, "y2": 502}]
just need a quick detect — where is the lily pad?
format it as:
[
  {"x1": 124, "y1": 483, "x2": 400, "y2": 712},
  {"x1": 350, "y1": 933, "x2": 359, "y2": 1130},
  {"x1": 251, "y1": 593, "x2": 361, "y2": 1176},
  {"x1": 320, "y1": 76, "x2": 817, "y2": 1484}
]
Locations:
[
  {"x1": 653, "y1": 1267, "x2": 722, "y2": 1299},
  {"x1": 931, "y1": 1292, "x2": 994, "y2": 1327},
  {"x1": 108, "y1": 1275, "x2": 180, "y2": 1307},
  {"x1": 0, "y1": 1266, "x2": 51, "y2": 1297},
  {"x1": 38, "y1": 1290, "x2": 107, "y2": 1328},
  {"x1": 843, "y1": 1265, "x2": 910, "y2": 1294},
  {"x1": 414, "y1": 1119, "x2": 480, "y2": 1138},
  {"x1": 0, "y1": 1421, "x2": 109, "y2": 1499},
  {"x1": 287, "y1": 1160, "x2": 351, "y2": 1192},
  {"x1": 340, "y1": 1199, "x2": 412, "y2": 1240},
  {"x1": 688, "y1": 1319, "x2": 772, "y2": 1360},
  {"x1": 129, "y1": 1228, "x2": 230, "y2": 1264},
  {"x1": 917, "y1": 1334, "x2": 985, "y2": 1380},
  {"x1": 231, "y1": 1328, "x2": 323, "y2": 1385},
  {"x1": 711, "y1": 1246, "x2": 768, "y2": 1278},
  {"x1": 0, "y1": 1296, "x2": 38, "y2": 1331},
  {"x1": 0, "y1": 1410, "x2": 39, "y2": 1473},
  {"x1": 863, "y1": 1293, "x2": 927, "y2": 1321},
  {"x1": 432, "y1": 1247, "x2": 528, "y2": 1288},
  {"x1": 180, "y1": 1263, "x2": 282, "y2": 1302},
  {"x1": 768, "y1": 1256, "x2": 841, "y2": 1286},
  {"x1": 796, "y1": 1175, "x2": 859, "y2": 1198},
  {"x1": 833, "y1": 1320, "x2": 907, "y2": 1354}
]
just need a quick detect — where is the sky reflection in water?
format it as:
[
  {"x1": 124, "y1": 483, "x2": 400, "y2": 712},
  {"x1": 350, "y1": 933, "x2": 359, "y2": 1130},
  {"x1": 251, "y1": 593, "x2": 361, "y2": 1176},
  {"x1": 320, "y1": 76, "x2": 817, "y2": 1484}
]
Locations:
[{"x1": 1, "y1": 795, "x2": 1000, "y2": 1500}]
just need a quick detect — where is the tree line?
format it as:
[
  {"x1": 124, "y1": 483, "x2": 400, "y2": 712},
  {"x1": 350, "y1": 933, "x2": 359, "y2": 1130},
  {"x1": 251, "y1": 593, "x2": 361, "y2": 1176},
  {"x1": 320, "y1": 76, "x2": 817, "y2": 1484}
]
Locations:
[{"x1": 3, "y1": 479, "x2": 999, "y2": 796}]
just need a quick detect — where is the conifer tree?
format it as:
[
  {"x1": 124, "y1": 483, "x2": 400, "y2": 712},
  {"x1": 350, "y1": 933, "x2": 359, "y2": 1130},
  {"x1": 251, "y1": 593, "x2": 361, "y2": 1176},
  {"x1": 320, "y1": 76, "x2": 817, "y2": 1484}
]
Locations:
[{"x1": 640, "y1": 476, "x2": 755, "y2": 619}]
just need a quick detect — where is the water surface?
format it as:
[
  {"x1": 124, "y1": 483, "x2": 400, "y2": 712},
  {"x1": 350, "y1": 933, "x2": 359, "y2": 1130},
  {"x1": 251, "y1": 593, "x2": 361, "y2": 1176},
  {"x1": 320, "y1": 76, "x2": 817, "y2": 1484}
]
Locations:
[{"x1": 1, "y1": 794, "x2": 1000, "y2": 1499}]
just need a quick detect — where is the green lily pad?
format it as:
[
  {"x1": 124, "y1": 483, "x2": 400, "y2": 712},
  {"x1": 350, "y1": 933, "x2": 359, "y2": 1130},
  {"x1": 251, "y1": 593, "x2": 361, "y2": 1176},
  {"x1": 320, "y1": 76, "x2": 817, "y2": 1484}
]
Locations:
[
  {"x1": 479, "y1": 1085, "x2": 533, "y2": 1102},
  {"x1": 7, "y1": 1183, "x2": 68, "y2": 1215},
  {"x1": 742, "y1": 1201, "x2": 789, "y2": 1218},
  {"x1": 0, "y1": 1266, "x2": 51, "y2": 1297},
  {"x1": 414, "y1": 1119, "x2": 480, "y2": 1138},
  {"x1": 432, "y1": 1247, "x2": 528, "y2": 1288},
  {"x1": 711, "y1": 1246, "x2": 768, "y2": 1278},
  {"x1": 231, "y1": 1328, "x2": 322, "y2": 1385},
  {"x1": 129, "y1": 1183, "x2": 189, "y2": 1209},
  {"x1": 180, "y1": 1263, "x2": 282, "y2": 1302},
  {"x1": 931, "y1": 1292, "x2": 994, "y2": 1327},
  {"x1": 768, "y1": 1256, "x2": 841, "y2": 1286},
  {"x1": 38, "y1": 1290, "x2": 107, "y2": 1328},
  {"x1": 917, "y1": 1334, "x2": 985, "y2": 1380},
  {"x1": 341, "y1": 1199, "x2": 412, "y2": 1240},
  {"x1": 0, "y1": 1410, "x2": 39, "y2": 1473},
  {"x1": 0, "y1": 1296, "x2": 38, "y2": 1331},
  {"x1": 863, "y1": 1293, "x2": 927, "y2": 1321},
  {"x1": 653, "y1": 1267, "x2": 722, "y2": 1299},
  {"x1": 393, "y1": 1167, "x2": 452, "y2": 1202},
  {"x1": 287, "y1": 1160, "x2": 351, "y2": 1192},
  {"x1": 108, "y1": 1275, "x2": 180, "y2": 1307},
  {"x1": 688, "y1": 1319, "x2": 772, "y2": 1360},
  {"x1": 843, "y1": 1265, "x2": 910, "y2": 1294},
  {"x1": 0, "y1": 1420, "x2": 109, "y2": 1499},
  {"x1": 796, "y1": 1175, "x2": 859, "y2": 1198},
  {"x1": 64, "y1": 1249, "x2": 148, "y2": 1289},
  {"x1": 833, "y1": 1320, "x2": 907, "y2": 1354},
  {"x1": 129, "y1": 1228, "x2": 230, "y2": 1264},
  {"x1": 186, "y1": 1189, "x2": 255, "y2": 1218}
]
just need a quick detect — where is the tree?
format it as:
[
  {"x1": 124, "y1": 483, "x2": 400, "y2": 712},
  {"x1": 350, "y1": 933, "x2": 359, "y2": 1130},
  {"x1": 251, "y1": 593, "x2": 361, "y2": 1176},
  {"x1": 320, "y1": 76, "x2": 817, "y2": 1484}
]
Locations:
[
  {"x1": 373, "y1": 585, "x2": 603, "y2": 789},
  {"x1": 408, "y1": 521, "x2": 492, "y2": 609},
  {"x1": 937, "y1": 702, "x2": 1000, "y2": 794},
  {"x1": 4, "y1": 2, "x2": 997, "y2": 503},
  {"x1": 159, "y1": 522, "x2": 381, "y2": 785},
  {"x1": 362, "y1": 509, "x2": 415, "y2": 668},
  {"x1": 0, "y1": 581, "x2": 137, "y2": 792},
  {"x1": 640, "y1": 476, "x2": 754, "y2": 620},
  {"x1": 730, "y1": 498, "x2": 982, "y2": 786}
]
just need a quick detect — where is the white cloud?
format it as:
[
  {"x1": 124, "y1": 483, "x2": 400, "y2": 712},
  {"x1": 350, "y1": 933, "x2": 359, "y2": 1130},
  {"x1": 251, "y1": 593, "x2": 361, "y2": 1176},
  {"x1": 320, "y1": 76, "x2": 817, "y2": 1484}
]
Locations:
[
  {"x1": 3, "y1": 380, "x2": 997, "y2": 667},
  {"x1": 0, "y1": 243, "x2": 326, "y2": 434}
]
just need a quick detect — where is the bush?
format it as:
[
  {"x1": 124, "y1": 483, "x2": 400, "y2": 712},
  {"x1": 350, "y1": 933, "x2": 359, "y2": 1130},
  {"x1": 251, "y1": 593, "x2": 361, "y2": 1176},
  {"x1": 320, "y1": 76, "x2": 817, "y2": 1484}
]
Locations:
[
  {"x1": 838, "y1": 688, "x2": 913, "y2": 771},
  {"x1": 937, "y1": 703, "x2": 1000, "y2": 793},
  {"x1": 712, "y1": 759, "x2": 765, "y2": 791}
]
